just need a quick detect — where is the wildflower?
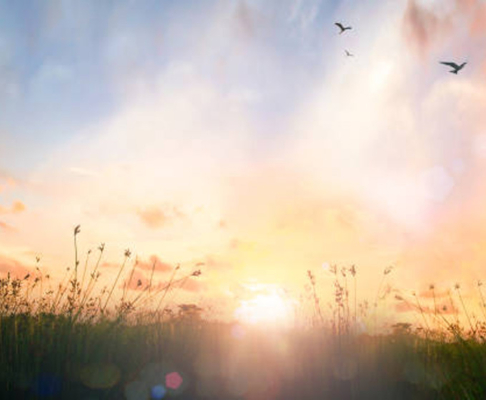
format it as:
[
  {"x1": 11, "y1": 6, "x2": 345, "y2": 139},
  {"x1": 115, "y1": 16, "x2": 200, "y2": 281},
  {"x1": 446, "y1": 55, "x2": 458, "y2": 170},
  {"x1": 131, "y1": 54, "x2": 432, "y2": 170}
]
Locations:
[
  {"x1": 74, "y1": 225, "x2": 81, "y2": 236},
  {"x1": 349, "y1": 265, "x2": 356, "y2": 276},
  {"x1": 384, "y1": 266, "x2": 393, "y2": 275},
  {"x1": 454, "y1": 283, "x2": 460, "y2": 290},
  {"x1": 124, "y1": 249, "x2": 131, "y2": 258},
  {"x1": 98, "y1": 243, "x2": 105, "y2": 252},
  {"x1": 478, "y1": 280, "x2": 483, "y2": 287},
  {"x1": 429, "y1": 284, "x2": 435, "y2": 290},
  {"x1": 192, "y1": 270, "x2": 202, "y2": 277},
  {"x1": 36, "y1": 256, "x2": 40, "y2": 263},
  {"x1": 137, "y1": 279, "x2": 142, "y2": 287}
]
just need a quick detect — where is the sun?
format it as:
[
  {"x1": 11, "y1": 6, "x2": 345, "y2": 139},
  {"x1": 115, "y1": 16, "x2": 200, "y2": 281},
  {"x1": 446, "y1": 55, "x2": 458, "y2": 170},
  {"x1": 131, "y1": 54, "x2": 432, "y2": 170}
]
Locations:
[{"x1": 234, "y1": 291, "x2": 294, "y2": 326}]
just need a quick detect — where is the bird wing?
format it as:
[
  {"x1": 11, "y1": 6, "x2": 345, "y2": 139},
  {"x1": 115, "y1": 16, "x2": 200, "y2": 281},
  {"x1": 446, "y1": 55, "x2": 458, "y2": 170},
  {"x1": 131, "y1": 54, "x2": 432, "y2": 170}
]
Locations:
[
  {"x1": 440, "y1": 62, "x2": 459, "y2": 69},
  {"x1": 335, "y1": 22, "x2": 344, "y2": 30}
]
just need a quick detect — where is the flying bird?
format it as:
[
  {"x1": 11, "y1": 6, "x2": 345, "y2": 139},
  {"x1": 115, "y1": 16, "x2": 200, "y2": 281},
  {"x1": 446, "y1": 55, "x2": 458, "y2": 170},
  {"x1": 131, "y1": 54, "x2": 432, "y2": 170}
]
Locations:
[
  {"x1": 335, "y1": 22, "x2": 352, "y2": 34},
  {"x1": 345, "y1": 50, "x2": 354, "y2": 57},
  {"x1": 440, "y1": 61, "x2": 467, "y2": 74}
]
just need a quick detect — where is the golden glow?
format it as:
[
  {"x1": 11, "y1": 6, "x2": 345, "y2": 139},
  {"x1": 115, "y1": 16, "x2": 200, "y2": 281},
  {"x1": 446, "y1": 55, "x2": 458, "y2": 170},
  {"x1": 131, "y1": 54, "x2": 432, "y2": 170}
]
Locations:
[{"x1": 234, "y1": 290, "x2": 293, "y2": 326}]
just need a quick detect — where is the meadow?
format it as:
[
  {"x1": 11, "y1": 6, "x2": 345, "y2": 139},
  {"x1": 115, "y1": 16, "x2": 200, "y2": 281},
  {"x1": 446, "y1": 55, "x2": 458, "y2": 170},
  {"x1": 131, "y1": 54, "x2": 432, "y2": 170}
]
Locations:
[{"x1": 2, "y1": 229, "x2": 486, "y2": 399}]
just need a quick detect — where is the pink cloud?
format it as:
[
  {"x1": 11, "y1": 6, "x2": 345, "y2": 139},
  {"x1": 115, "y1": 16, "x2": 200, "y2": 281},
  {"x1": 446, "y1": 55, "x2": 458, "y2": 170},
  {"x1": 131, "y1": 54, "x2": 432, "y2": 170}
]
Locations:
[
  {"x1": 204, "y1": 255, "x2": 233, "y2": 270},
  {"x1": 137, "y1": 206, "x2": 168, "y2": 229},
  {"x1": 0, "y1": 221, "x2": 15, "y2": 232},
  {"x1": 418, "y1": 288, "x2": 449, "y2": 299},
  {"x1": 102, "y1": 255, "x2": 174, "y2": 273},
  {"x1": 0, "y1": 255, "x2": 33, "y2": 279},
  {"x1": 136, "y1": 205, "x2": 186, "y2": 229},
  {"x1": 402, "y1": 0, "x2": 452, "y2": 59},
  {"x1": 137, "y1": 255, "x2": 173, "y2": 273},
  {"x1": 181, "y1": 278, "x2": 206, "y2": 293},
  {"x1": 123, "y1": 271, "x2": 205, "y2": 293},
  {"x1": 470, "y1": 4, "x2": 486, "y2": 37}
]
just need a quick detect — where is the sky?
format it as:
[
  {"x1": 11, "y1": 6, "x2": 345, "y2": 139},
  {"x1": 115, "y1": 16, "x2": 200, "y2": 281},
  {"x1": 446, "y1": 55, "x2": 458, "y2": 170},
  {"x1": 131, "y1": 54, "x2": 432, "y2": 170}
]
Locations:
[{"x1": 2, "y1": 0, "x2": 486, "y2": 319}]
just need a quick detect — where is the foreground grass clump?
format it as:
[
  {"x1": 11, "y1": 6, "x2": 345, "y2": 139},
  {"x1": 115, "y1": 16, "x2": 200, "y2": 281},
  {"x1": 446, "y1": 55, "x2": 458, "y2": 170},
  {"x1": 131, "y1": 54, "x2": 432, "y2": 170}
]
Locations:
[
  {"x1": 3, "y1": 226, "x2": 486, "y2": 399},
  {"x1": 3, "y1": 310, "x2": 486, "y2": 399}
]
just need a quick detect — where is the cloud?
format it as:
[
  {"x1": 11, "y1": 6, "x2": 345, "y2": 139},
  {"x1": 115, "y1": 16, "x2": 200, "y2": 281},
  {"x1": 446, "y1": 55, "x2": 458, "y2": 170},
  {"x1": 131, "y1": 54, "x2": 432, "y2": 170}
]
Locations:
[
  {"x1": 136, "y1": 206, "x2": 169, "y2": 229},
  {"x1": 402, "y1": 0, "x2": 452, "y2": 58},
  {"x1": 181, "y1": 278, "x2": 206, "y2": 293},
  {"x1": 0, "y1": 221, "x2": 15, "y2": 232},
  {"x1": 418, "y1": 288, "x2": 449, "y2": 299},
  {"x1": 0, "y1": 199, "x2": 25, "y2": 232},
  {"x1": 203, "y1": 255, "x2": 233, "y2": 270},
  {"x1": 123, "y1": 271, "x2": 206, "y2": 293},
  {"x1": 0, "y1": 254, "x2": 33, "y2": 278},
  {"x1": 102, "y1": 254, "x2": 174, "y2": 274},
  {"x1": 402, "y1": 0, "x2": 486, "y2": 58},
  {"x1": 394, "y1": 300, "x2": 458, "y2": 315},
  {"x1": 11, "y1": 201, "x2": 25, "y2": 214},
  {"x1": 137, "y1": 255, "x2": 173, "y2": 273},
  {"x1": 233, "y1": 1, "x2": 256, "y2": 42}
]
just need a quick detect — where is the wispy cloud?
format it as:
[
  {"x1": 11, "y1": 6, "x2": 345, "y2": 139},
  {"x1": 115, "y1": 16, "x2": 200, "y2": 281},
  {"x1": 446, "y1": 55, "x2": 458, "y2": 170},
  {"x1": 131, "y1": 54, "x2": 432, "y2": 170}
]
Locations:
[
  {"x1": 402, "y1": 0, "x2": 452, "y2": 59},
  {"x1": 0, "y1": 222, "x2": 15, "y2": 232},
  {"x1": 0, "y1": 254, "x2": 33, "y2": 278},
  {"x1": 137, "y1": 255, "x2": 173, "y2": 273}
]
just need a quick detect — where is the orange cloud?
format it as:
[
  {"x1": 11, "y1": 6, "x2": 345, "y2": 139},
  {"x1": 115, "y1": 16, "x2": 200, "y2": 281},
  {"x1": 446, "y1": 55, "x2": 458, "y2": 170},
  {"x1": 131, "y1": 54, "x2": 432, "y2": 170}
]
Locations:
[
  {"x1": 0, "y1": 200, "x2": 26, "y2": 215},
  {"x1": 11, "y1": 201, "x2": 25, "y2": 213},
  {"x1": 0, "y1": 200, "x2": 25, "y2": 232},
  {"x1": 0, "y1": 173, "x2": 16, "y2": 189}
]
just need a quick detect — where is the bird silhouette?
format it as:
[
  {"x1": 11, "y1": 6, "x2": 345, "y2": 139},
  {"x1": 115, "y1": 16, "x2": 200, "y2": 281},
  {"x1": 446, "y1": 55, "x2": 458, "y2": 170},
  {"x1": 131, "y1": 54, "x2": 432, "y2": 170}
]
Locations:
[
  {"x1": 345, "y1": 50, "x2": 354, "y2": 57},
  {"x1": 440, "y1": 61, "x2": 467, "y2": 74},
  {"x1": 335, "y1": 22, "x2": 352, "y2": 34}
]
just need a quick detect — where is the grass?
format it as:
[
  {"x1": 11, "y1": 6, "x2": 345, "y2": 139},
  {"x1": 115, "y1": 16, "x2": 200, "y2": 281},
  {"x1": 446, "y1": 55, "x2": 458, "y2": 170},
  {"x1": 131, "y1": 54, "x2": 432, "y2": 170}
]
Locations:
[{"x1": 2, "y1": 226, "x2": 486, "y2": 399}]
